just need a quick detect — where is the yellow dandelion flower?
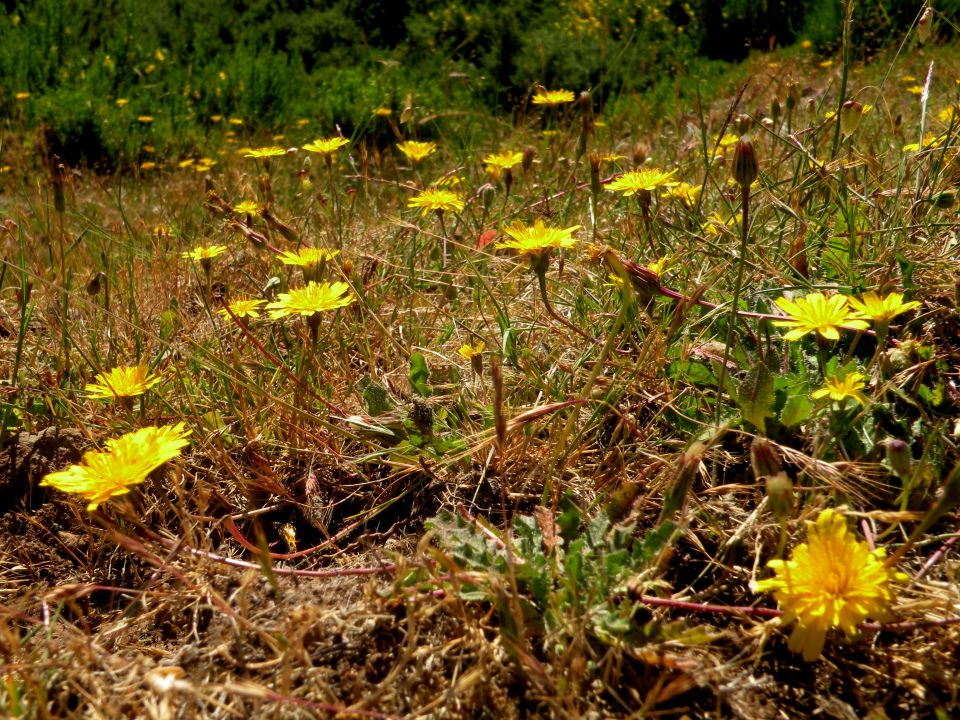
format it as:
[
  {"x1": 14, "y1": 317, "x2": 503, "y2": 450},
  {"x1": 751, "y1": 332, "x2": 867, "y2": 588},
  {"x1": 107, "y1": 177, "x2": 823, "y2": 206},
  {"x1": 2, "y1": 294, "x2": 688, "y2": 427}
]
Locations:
[
  {"x1": 228, "y1": 117, "x2": 243, "y2": 125},
  {"x1": 846, "y1": 291, "x2": 920, "y2": 324},
  {"x1": 266, "y1": 281, "x2": 356, "y2": 320},
  {"x1": 701, "y1": 211, "x2": 740, "y2": 238},
  {"x1": 407, "y1": 188, "x2": 464, "y2": 216},
  {"x1": 397, "y1": 141, "x2": 437, "y2": 164},
  {"x1": 218, "y1": 297, "x2": 266, "y2": 320},
  {"x1": 233, "y1": 200, "x2": 261, "y2": 215},
  {"x1": 85, "y1": 365, "x2": 162, "y2": 400},
  {"x1": 772, "y1": 292, "x2": 869, "y2": 341},
  {"x1": 605, "y1": 168, "x2": 679, "y2": 196},
  {"x1": 181, "y1": 245, "x2": 228, "y2": 262},
  {"x1": 665, "y1": 182, "x2": 702, "y2": 204},
  {"x1": 244, "y1": 146, "x2": 287, "y2": 159},
  {"x1": 532, "y1": 89, "x2": 575, "y2": 106},
  {"x1": 457, "y1": 341, "x2": 485, "y2": 360},
  {"x1": 137, "y1": 115, "x2": 154, "y2": 124},
  {"x1": 906, "y1": 85, "x2": 924, "y2": 95},
  {"x1": 483, "y1": 151, "x2": 524, "y2": 171},
  {"x1": 40, "y1": 423, "x2": 190, "y2": 511},
  {"x1": 374, "y1": 107, "x2": 392, "y2": 117},
  {"x1": 15, "y1": 91, "x2": 30, "y2": 101},
  {"x1": 115, "y1": 98, "x2": 129, "y2": 107},
  {"x1": 302, "y1": 137, "x2": 349, "y2": 155},
  {"x1": 140, "y1": 161, "x2": 157, "y2": 171},
  {"x1": 753, "y1": 509, "x2": 906, "y2": 661},
  {"x1": 276, "y1": 247, "x2": 340, "y2": 283},
  {"x1": 812, "y1": 371, "x2": 870, "y2": 405},
  {"x1": 177, "y1": 158, "x2": 195, "y2": 169},
  {"x1": 496, "y1": 219, "x2": 580, "y2": 255}
]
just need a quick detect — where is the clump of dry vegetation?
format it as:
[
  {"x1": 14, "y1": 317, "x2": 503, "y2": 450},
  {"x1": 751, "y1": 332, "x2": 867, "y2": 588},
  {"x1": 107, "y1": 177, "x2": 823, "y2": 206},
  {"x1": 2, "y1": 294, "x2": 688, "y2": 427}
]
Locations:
[{"x1": 1, "y1": 12, "x2": 959, "y2": 719}]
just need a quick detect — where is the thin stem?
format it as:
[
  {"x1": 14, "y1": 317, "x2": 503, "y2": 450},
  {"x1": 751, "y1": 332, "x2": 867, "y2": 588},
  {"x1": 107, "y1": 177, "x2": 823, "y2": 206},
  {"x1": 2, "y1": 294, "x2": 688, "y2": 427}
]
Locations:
[{"x1": 715, "y1": 182, "x2": 750, "y2": 424}]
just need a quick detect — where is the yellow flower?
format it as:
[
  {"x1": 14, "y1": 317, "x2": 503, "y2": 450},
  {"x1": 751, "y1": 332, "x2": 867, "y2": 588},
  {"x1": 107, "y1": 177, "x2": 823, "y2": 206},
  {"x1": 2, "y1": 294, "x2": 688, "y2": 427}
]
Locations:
[
  {"x1": 496, "y1": 219, "x2": 580, "y2": 255},
  {"x1": 244, "y1": 146, "x2": 287, "y2": 159},
  {"x1": 812, "y1": 371, "x2": 870, "y2": 405},
  {"x1": 483, "y1": 150, "x2": 524, "y2": 172},
  {"x1": 906, "y1": 85, "x2": 924, "y2": 95},
  {"x1": 772, "y1": 292, "x2": 869, "y2": 341},
  {"x1": 85, "y1": 365, "x2": 162, "y2": 400},
  {"x1": 714, "y1": 133, "x2": 739, "y2": 148},
  {"x1": 397, "y1": 141, "x2": 437, "y2": 164},
  {"x1": 15, "y1": 91, "x2": 30, "y2": 101},
  {"x1": 115, "y1": 98, "x2": 128, "y2": 107},
  {"x1": 646, "y1": 256, "x2": 671, "y2": 275},
  {"x1": 181, "y1": 245, "x2": 228, "y2": 262},
  {"x1": 532, "y1": 89, "x2": 575, "y2": 106},
  {"x1": 846, "y1": 291, "x2": 920, "y2": 324},
  {"x1": 700, "y1": 211, "x2": 740, "y2": 238},
  {"x1": 228, "y1": 117, "x2": 243, "y2": 125},
  {"x1": 665, "y1": 182, "x2": 702, "y2": 204},
  {"x1": 302, "y1": 137, "x2": 349, "y2": 156},
  {"x1": 457, "y1": 341, "x2": 485, "y2": 360},
  {"x1": 753, "y1": 509, "x2": 906, "y2": 661},
  {"x1": 266, "y1": 281, "x2": 356, "y2": 319},
  {"x1": 276, "y1": 247, "x2": 340, "y2": 282},
  {"x1": 218, "y1": 297, "x2": 266, "y2": 320},
  {"x1": 177, "y1": 159, "x2": 195, "y2": 169},
  {"x1": 407, "y1": 188, "x2": 464, "y2": 216},
  {"x1": 232, "y1": 200, "x2": 261, "y2": 215},
  {"x1": 605, "y1": 168, "x2": 679, "y2": 196},
  {"x1": 137, "y1": 115, "x2": 154, "y2": 124},
  {"x1": 40, "y1": 423, "x2": 190, "y2": 511},
  {"x1": 140, "y1": 161, "x2": 157, "y2": 171}
]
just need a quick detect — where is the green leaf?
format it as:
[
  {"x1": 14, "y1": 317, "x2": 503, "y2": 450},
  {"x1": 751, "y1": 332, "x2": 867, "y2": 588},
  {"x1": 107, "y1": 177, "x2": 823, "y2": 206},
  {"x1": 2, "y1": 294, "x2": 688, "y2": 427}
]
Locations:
[
  {"x1": 780, "y1": 394, "x2": 813, "y2": 428},
  {"x1": 408, "y1": 353, "x2": 431, "y2": 397},
  {"x1": 357, "y1": 376, "x2": 393, "y2": 416},
  {"x1": 736, "y1": 361, "x2": 775, "y2": 432}
]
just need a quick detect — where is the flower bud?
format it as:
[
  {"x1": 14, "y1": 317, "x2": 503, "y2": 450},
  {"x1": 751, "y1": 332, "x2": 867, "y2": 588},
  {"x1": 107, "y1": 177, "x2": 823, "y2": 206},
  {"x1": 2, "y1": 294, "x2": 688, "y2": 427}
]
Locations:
[
  {"x1": 918, "y1": 6, "x2": 933, "y2": 44},
  {"x1": 771, "y1": 97, "x2": 781, "y2": 124},
  {"x1": 839, "y1": 100, "x2": 864, "y2": 137},
  {"x1": 522, "y1": 147, "x2": 536, "y2": 173},
  {"x1": 765, "y1": 471, "x2": 794, "y2": 521},
  {"x1": 735, "y1": 114, "x2": 752, "y2": 135},
  {"x1": 659, "y1": 441, "x2": 706, "y2": 523},
  {"x1": 589, "y1": 152, "x2": 602, "y2": 197},
  {"x1": 884, "y1": 438, "x2": 912, "y2": 479},
  {"x1": 751, "y1": 437, "x2": 782, "y2": 479},
  {"x1": 731, "y1": 137, "x2": 758, "y2": 189}
]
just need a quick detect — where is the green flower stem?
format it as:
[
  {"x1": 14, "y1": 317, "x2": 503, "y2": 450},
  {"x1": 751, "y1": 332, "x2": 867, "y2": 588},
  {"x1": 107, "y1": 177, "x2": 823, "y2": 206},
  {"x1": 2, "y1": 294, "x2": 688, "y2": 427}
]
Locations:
[{"x1": 715, "y1": 181, "x2": 750, "y2": 424}]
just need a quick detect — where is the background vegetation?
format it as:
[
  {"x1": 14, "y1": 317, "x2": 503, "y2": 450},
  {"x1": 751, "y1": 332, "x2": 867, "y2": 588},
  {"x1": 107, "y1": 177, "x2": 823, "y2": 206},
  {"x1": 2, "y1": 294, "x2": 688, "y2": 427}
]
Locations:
[{"x1": 1, "y1": 0, "x2": 955, "y2": 168}]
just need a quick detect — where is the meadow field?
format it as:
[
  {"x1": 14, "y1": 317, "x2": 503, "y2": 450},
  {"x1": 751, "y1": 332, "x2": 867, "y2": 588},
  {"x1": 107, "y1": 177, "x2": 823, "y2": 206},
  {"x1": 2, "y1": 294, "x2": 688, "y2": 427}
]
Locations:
[{"x1": 1, "y1": 1, "x2": 959, "y2": 717}]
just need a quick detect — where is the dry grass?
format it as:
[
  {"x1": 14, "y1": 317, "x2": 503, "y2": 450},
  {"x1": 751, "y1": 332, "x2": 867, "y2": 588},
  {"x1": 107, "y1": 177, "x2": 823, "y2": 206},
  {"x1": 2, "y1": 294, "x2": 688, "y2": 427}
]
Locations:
[{"x1": 1, "y1": 37, "x2": 959, "y2": 719}]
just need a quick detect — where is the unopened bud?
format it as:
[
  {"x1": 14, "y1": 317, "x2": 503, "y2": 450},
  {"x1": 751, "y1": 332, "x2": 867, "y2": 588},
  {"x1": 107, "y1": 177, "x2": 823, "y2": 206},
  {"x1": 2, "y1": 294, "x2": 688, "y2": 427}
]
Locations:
[
  {"x1": 751, "y1": 437, "x2": 782, "y2": 479},
  {"x1": 504, "y1": 167, "x2": 514, "y2": 195},
  {"x1": 522, "y1": 147, "x2": 536, "y2": 173},
  {"x1": 786, "y1": 82, "x2": 799, "y2": 113},
  {"x1": 918, "y1": 6, "x2": 933, "y2": 44},
  {"x1": 632, "y1": 144, "x2": 646, "y2": 167},
  {"x1": 735, "y1": 114, "x2": 752, "y2": 135},
  {"x1": 771, "y1": 97, "x2": 781, "y2": 123},
  {"x1": 341, "y1": 258, "x2": 353, "y2": 276},
  {"x1": 731, "y1": 137, "x2": 758, "y2": 189},
  {"x1": 659, "y1": 441, "x2": 706, "y2": 523},
  {"x1": 884, "y1": 438, "x2": 912, "y2": 479},
  {"x1": 589, "y1": 152, "x2": 602, "y2": 197},
  {"x1": 840, "y1": 100, "x2": 864, "y2": 137},
  {"x1": 765, "y1": 471, "x2": 794, "y2": 520}
]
